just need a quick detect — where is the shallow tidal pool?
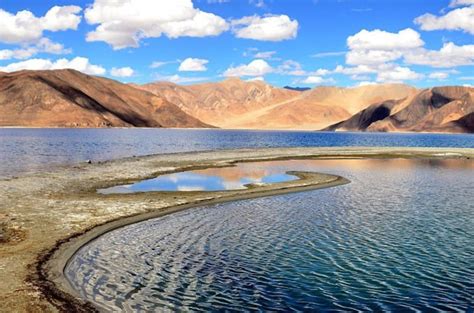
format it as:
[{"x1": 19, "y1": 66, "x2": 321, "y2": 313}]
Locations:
[
  {"x1": 66, "y1": 158, "x2": 474, "y2": 311},
  {"x1": 98, "y1": 162, "x2": 301, "y2": 193}
]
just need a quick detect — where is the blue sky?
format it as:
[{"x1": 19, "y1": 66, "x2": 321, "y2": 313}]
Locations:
[{"x1": 0, "y1": 0, "x2": 472, "y2": 87}]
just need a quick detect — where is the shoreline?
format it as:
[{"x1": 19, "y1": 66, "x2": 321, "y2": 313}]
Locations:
[
  {"x1": 1, "y1": 126, "x2": 473, "y2": 135},
  {"x1": 43, "y1": 173, "x2": 349, "y2": 313},
  {"x1": 1, "y1": 147, "x2": 474, "y2": 312}
]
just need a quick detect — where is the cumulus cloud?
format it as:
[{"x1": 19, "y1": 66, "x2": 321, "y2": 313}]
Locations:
[
  {"x1": 110, "y1": 66, "x2": 134, "y2": 77},
  {"x1": 346, "y1": 49, "x2": 403, "y2": 66},
  {"x1": 178, "y1": 58, "x2": 209, "y2": 71},
  {"x1": 154, "y1": 74, "x2": 209, "y2": 84},
  {"x1": 344, "y1": 27, "x2": 474, "y2": 73},
  {"x1": 84, "y1": 0, "x2": 229, "y2": 49},
  {"x1": 449, "y1": 0, "x2": 474, "y2": 7},
  {"x1": 414, "y1": 6, "x2": 474, "y2": 34},
  {"x1": 0, "y1": 57, "x2": 106, "y2": 75},
  {"x1": 223, "y1": 59, "x2": 273, "y2": 77},
  {"x1": 345, "y1": 28, "x2": 426, "y2": 67},
  {"x1": 0, "y1": 38, "x2": 70, "y2": 61},
  {"x1": 347, "y1": 28, "x2": 424, "y2": 51},
  {"x1": 376, "y1": 66, "x2": 423, "y2": 83},
  {"x1": 0, "y1": 6, "x2": 81, "y2": 44},
  {"x1": 301, "y1": 76, "x2": 325, "y2": 84},
  {"x1": 429, "y1": 72, "x2": 449, "y2": 80},
  {"x1": 404, "y1": 42, "x2": 474, "y2": 68},
  {"x1": 231, "y1": 15, "x2": 298, "y2": 41}
]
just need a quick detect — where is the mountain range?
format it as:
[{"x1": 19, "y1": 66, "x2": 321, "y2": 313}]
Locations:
[{"x1": 1, "y1": 69, "x2": 472, "y2": 133}]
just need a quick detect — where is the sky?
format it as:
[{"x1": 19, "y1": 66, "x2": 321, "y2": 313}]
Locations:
[{"x1": 0, "y1": 0, "x2": 473, "y2": 87}]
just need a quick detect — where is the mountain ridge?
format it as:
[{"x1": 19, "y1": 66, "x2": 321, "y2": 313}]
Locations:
[{"x1": 1, "y1": 69, "x2": 472, "y2": 133}]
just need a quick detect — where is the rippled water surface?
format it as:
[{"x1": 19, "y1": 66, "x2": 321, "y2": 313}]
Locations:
[
  {"x1": 1, "y1": 128, "x2": 473, "y2": 178},
  {"x1": 66, "y1": 159, "x2": 474, "y2": 311},
  {"x1": 99, "y1": 162, "x2": 300, "y2": 193}
]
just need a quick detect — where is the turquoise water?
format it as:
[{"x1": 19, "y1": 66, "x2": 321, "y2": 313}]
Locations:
[
  {"x1": 1, "y1": 128, "x2": 473, "y2": 178},
  {"x1": 98, "y1": 162, "x2": 299, "y2": 193},
  {"x1": 66, "y1": 159, "x2": 474, "y2": 311}
]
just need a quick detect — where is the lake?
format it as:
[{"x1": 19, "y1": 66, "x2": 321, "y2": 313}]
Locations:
[
  {"x1": 66, "y1": 158, "x2": 474, "y2": 311},
  {"x1": 0, "y1": 128, "x2": 473, "y2": 178}
]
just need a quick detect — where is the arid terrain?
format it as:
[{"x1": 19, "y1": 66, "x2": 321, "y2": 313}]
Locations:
[
  {"x1": 0, "y1": 70, "x2": 209, "y2": 128},
  {"x1": 1, "y1": 69, "x2": 473, "y2": 133}
]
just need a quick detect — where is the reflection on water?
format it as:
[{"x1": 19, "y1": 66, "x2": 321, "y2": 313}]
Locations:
[
  {"x1": 98, "y1": 163, "x2": 300, "y2": 193},
  {"x1": 66, "y1": 158, "x2": 474, "y2": 311}
]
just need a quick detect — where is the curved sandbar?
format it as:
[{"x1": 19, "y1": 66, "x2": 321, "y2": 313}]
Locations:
[{"x1": 1, "y1": 147, "x2": 474, "y2": 312}]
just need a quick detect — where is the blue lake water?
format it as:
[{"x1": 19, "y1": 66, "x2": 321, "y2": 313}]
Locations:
[
  {"x1": 66, "y1": 159, "x2": 474, "y2": 312},
  {"x1": 98, "y1": 162, "x2": 300, "y2": 193},
  {"x1": 0, "y1": 128, "x2": 473, "y2": 178}
]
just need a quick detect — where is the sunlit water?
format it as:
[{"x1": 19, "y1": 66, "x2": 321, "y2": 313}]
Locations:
[
  {"x1": 98, "y1": 162, "x2": 300, "y2": 193},
  {"x1": 1, "y1": 128, "x2": 473, "y2": 178},
  {"x1": 66, "y1": 159, "x2": 474, "y2": 311}
]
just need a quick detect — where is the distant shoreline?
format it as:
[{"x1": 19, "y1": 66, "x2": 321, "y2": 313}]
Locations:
[{"x1": 0, "y1": 126, "x2": 472, "y2": 135}]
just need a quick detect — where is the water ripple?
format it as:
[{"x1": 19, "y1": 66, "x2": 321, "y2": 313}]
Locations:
[{"x1": 66, "y1": 159, "x2": 474, "y2": 311}]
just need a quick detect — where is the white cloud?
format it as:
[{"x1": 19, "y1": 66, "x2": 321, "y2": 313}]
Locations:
[
  {"x1": 356, "y1": 81, "x2": 377, "y2": 87},
  {"x1": 223, "y1": 59, "x2": 273, "y2": 77},
  {"x1": 0, "y1": 38, "x2": 70, "y2": 60},
  {"x1": 150, "y1": 60, "x2": 178, "y2": 68},
  {"x1": 231, "y1": 15, "x2": 298, "y2": 41},
  {"x1": 311, "y1": 51, "x2": 346, "y2": 58},
  {"x1": 247, "y1": 76, "x2": 264, "y2": 81},
  {"x1": 347, "y1": 28, "x2": 424, "y2": 51},
  {"x1": 449, "y1": 0, "x2": 474, "y2": 7},
  {"x1": 346, "y1": 49, "x2": 403, "y2": 66},
  {"x1": 376, "y1": 66, "x2": 423, "y2": 82},
  {"x1": 254, "y1": 51, "x2": 277, "y2": 59},
  {"x1": 429, "y1": 72, "x2": 449, "y2": 80},
  {"x1": 84, "y1": 0, "x2": 229, "y2": 49},
  {"x1": 178, "y1": 58, "x2": 209, "y2": 72},
  {"x1": 299, "y1": 76, "x2": 335, "y2": 85},
  {"x1": 0, "y1": 57, "x2": 106, "y2": 75},
  {"x1": 41, "y1": 6, "x2": 82, "y2": 32},
  {"x1": 154, "y1": 74, "x2": 209, "y2": 84},
  {"x1": 414, "y1": 6, "x2": 474, "y2": 34},
  {"x1": 334, "y1": 64, "x2": 377, "y2": 75},
  {"x1": 0, "y1": 6, "x2": 81, "y2": 44},
  {"x1": 111, "y1": 66, "x2": 134, "y2": 77},
  {"x1": 404, "y1": 42, "x2": 474, "y2": 68},
  {"x1": 301, "y1": 76, "x2": 325, "y2": 84}
]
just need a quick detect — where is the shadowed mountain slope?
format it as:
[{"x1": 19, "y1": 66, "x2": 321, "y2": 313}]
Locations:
[
  {"x1": 0, "y1": 69, "x2": 210, "y2": 128},
  {"x1": 326, "y1": 86, "x2": 474, "y2": 133}
]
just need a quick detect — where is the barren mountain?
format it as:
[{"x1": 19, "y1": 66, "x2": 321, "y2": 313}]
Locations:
[
  {"x1": 138, "y1": 77, "x2": 300, "y2": 128},
  {"x1": 326, "y1": 86, "x2": 474, "y2": 133},
  {"x1": 140, "y1": 79, "x2": 417, "y2": 130},
  {"x1": 0, "y1": 69, "x2": 209, "y2": 128}
]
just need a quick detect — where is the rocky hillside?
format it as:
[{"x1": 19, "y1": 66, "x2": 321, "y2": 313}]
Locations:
[
  {"x1": 325, "y1": 86, "x2": 474, "y2": 133},
  {"x1": 140, "y1": 79, "x2": 417, "y2": 130},
  {"x1": 0, "y1": 69, "x2": 209, "y2": 128}
]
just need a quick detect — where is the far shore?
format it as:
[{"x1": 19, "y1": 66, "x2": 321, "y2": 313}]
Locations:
[
  {"x1": 1, "y1": 125, "x2": 473, "y2": 134},
  {"x1": 1, "y1": 147, "x2": 474, "y2": 312}
]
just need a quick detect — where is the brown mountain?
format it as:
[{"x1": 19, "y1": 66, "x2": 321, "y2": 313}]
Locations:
[
  {"x1": 137, "y1": 77, "x2": 301, "y2": 128},
  {"x1": 0, "y1": 69, "x2": 209, "y2": 128},
  {"x1": 326, "y1": 86, "x2": 474, "y2": 133},
  {"x1": 139, "y1": 79, "x2": 417, "y2": 130}
]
